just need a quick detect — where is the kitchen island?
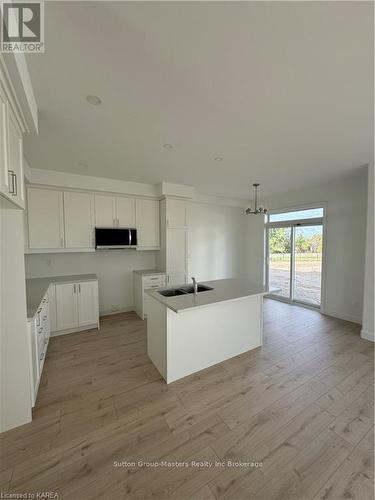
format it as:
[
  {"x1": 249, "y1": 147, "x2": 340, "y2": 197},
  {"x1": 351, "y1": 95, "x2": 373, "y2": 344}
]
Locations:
[{"x1": 145, "y1": 278, "x2": 276, "y2": 383}]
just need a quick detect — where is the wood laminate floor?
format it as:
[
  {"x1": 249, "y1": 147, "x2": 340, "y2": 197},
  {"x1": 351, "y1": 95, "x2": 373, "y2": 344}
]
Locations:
[{"x1": 1, "y1": 299, "x2": 374, "y2": 500}]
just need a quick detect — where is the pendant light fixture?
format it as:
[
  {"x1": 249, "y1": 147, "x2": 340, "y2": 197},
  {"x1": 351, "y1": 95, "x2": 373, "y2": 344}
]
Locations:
[{"x1": 245, "y1": 183, "x2": 268, "y2": 215}]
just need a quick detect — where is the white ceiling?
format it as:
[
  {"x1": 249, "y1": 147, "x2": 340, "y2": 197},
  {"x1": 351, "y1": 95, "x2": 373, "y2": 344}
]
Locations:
[{"x1": 24, "y1": 1, "x2": 373, "y2": 199}]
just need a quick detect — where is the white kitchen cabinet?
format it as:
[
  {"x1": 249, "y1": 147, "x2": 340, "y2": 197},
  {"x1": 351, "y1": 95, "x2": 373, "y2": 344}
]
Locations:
[
  {"x1": 95, "y1": 194, "x2": 115, "y2": 228},
  {"x1": 27, "y1": 188, "x2": 65, "y2": 249},
  {"x1": 0, "y1": 85, "x2": 25, "y2": 210},
  {"x1": 7, "y1": 110, "x2": 24, "y2": 208},
  {"x1": 166, "y1": 199, "x2": 187, "y2": 228},
  {"x1": 158, "y1": 198, "x2": 189, "y2": 285},
  {"x1": 64, "y1": 191, "x2": 95, "y2": 248},
  {"x1": 95, "y1": 194, "x2": 135, "y2": 228},
  {"x1": 77, "y1": 281, "x2": 99, "y2": 327},
  {"x1": 56, "y1": 283, "x2": 78, "y2": 331},
  {"x1": 0, "y1": 85, "x2": 9, "y2": 198},
  {"x1": 28, "y1": 289, "x2": 51, "y2": 407},
  {"x1": 166, "y1": 228, "x2": 188, "y2": 285},
  {"x1": 133, "y1": 271, "x2": 167, "y2": 320},
  {"x1": 136, "y1": 199, "x2": 160, "y2": 249},
  {"x1": 116, "y1": 197, "x2": 135, "y2": 227},
  {"x1": 48, "y1": 284, "x2": 57, "y2": 332},
  {"x1": 55, "y1": 279, "x2": 99, "y2": 333}
]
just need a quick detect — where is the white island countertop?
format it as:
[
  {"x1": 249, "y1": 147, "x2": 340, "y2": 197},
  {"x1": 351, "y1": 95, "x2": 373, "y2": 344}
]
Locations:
[{"x1": 146, "y1": 278, "x2": 277, "y2": 313}]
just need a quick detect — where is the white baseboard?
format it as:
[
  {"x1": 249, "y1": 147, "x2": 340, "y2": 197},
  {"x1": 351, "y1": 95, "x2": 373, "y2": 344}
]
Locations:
[
  {"x1": 321, "y1": 309, "x2": 362, "y2": 324},
  {"x1": 360, "y1": 329, "x2": 375, "y2": 342},
  {"x1": 99, "y1": 306, "x2": 135, "y2": 317},
  {"x1": 51, "y1": 323, "x2": 99, "y2": 337}
]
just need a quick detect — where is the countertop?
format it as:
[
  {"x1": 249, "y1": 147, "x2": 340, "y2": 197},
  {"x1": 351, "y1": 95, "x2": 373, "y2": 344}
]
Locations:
[
  {"x1": 146, "y1": 278, "x2": 278, "y2": 313},
  {"x1": 26, "y1": 274, "x2": 98, "y2": 319},
  {"x1": 133, "y1": 269, "x2": 166, "y2": 276}
]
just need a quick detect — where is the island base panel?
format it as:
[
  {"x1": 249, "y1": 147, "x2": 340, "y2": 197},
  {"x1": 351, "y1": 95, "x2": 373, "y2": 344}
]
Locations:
[{"x1": 147, "y1": 295, "x2": 263, "y2": 383}]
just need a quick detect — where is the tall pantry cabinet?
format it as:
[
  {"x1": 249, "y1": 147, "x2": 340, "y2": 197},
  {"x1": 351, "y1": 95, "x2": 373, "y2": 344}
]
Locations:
[{"x1": 158, "y1": 198, "x2": 188, "y2": 286}]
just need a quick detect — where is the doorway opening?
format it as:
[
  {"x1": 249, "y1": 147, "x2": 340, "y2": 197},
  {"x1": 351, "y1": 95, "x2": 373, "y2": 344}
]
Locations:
[{"x1": 266, "y1": 207, "x2": 324, "y2": 308}]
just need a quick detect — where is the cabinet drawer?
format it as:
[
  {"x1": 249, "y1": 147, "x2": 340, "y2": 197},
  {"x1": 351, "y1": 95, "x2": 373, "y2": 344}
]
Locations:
[{"x1": 143, "y1": 275, "x2": 166, "y2": 288}]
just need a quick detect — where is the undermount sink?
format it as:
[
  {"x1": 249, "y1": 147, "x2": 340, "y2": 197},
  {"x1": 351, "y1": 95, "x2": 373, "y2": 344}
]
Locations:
[
  {"x1": 158, "y1": 289, "x2": 187, "y2": 297},
  {"x1": 179, "y1": 284, "x2": 213, "y2": 294},
  {"x1": 158, "y1": 284, "x2": 213, "y2": 297}
]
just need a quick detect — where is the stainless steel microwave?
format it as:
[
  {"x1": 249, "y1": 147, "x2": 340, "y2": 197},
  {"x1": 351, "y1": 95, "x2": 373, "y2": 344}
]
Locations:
[{"x1": 95, "y1": 228, "x2": 137, "y2": 249}]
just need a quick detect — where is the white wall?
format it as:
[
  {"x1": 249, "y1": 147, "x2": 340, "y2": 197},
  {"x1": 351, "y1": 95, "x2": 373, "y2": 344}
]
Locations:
[
  {"x1": 361, "y1": 164, "x2": 374, "y2": 341},
  {"x1": 0, "y1": 209, "x2": 31, "y2": 432},
  {"x1": 25, "y1": 250, "x2": 156, "y2": 315},
  {"x1": 188, "y1": 202, "x2": 246, "y2": 281},
  {"x1": 245, "y1": 171, "x2": 368, "y2": 323}
]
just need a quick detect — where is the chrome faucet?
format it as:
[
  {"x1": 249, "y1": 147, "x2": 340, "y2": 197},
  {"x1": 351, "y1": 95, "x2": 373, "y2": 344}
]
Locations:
[{"x1": 191, "y1": 277, "x2": 198, "y2": 295}]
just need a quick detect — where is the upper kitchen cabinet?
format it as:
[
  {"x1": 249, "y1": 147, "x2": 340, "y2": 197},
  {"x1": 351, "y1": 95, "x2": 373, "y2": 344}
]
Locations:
[
  {"x1": 116, "y1": 197, "x2": 135, "y2": 227},
  {"x1": 94, "y1": 194, "x2": 115, "y2": 228},
  {"x1": 135, "y1": 198, "x2": 160, "y2": 250},
  {"x1": 94, "y1": 194, "x2": 135, "y2": 228},
  {"x1": 7, "y1": 110, "x2": 25, "y2": 208},
  {"x1": 27, "y1": 188, "x2": 65, "y2": 249},
  {"x1": 0, "y1": 86, "x2": 9, "y2": 197},
  {"x1": 0, "y1": 85, "x2": 25, "y2": 210},
  {"x1": 166, "y1": 199, "x2": 187, "y2": 228},
  {"x1": 64, "y1": 191, "x2": 95, "y2": 249}
]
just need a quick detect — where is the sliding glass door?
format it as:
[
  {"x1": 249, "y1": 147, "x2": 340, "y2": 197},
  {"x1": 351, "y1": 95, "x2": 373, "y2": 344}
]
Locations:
[
  {"x1": 268, "y1": 227, "x2": 292, "y2": 299},
  {"x1": 266, "y1": 208, "x2": 324, "y2": 308},
  {"x1": 293, "y1": 225, "x2": 323, "y2": 306}
]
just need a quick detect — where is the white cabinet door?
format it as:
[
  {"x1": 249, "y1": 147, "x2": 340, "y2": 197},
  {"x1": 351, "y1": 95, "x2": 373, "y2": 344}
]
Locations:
[
  {"x1": 7, "y1": 111, "x2": 24, "y2": 208},
  {"x1": 55, "y1": 283, "x2": 78, "y2": 330},
  {"x1": 116, "y1": 197, "x2": 135, "y2": 227},
  {"x1": 64, "y1": 191, "x2": 95, "y2": 248},
  {"x1": 167, "y1": 228, "x2": 187, "y2": 284},
  {"x1": 27, "y1": 188, "x2": 65, "y2": 249},
  {"x1": 95, "y1": 194, "x2": 115, "y2": 228},
  {"x1": 0, "y1": 86, "x2": 9, "y2": 197},
  {"x1": 77, "y1": 281, "x2": 98, "y2": 327},
  {"x1": 48, "y1": 284, "x2": 57, "y2": 332},
  {"x1": 166, "y1": 199, "x2": 187, "y2": 228},
  {"x1": 136, "y1": 199, "x2": 160, "y2": 249}
]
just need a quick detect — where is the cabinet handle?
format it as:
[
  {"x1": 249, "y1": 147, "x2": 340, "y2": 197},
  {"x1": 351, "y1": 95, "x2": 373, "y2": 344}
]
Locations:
[
  {"x1": 74, "y1": 284, "x2": 76, "y2": 293},
  {"x1": 12, "y1": 173, "x2": 17, "y2": 196},
  {"x1": 79, "y1": 283, "x2": 81, "y2": 293},
  {"x1": 8, "y1": 170, "x2": 15, "y2": 194}
]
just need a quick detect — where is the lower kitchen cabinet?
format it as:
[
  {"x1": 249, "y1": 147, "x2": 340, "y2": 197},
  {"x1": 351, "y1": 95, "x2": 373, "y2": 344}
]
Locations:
[
  {"x1": 55, "y1": 280, "x2": 99, "y2": 333},
  {"x1": 77, "y1": 281, "x2": 99, "y2": 327},
  {"x1": 27, "y1": 287, "x2": 51, "y2": 407},
  {"x1": 56, "y1": 283, "x2": 78, "y2": 330},
  {"x1": 133, "y1": 271, "x2": 167, "y2": 320}
]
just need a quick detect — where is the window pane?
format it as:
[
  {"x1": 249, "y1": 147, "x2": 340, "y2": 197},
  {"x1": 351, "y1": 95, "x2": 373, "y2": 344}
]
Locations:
[
  {"x1": 269, "y1": 208, "x2": 323, "y2": 223},
  {"x1": 294, "y1": 225, "x2": 323, "y2": 306},
  {"x1": 268, "y1": 227, "x2": 291, "y2": 298}
]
